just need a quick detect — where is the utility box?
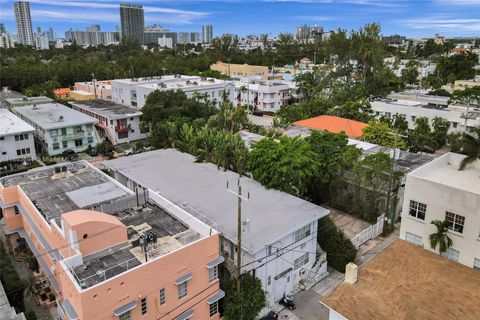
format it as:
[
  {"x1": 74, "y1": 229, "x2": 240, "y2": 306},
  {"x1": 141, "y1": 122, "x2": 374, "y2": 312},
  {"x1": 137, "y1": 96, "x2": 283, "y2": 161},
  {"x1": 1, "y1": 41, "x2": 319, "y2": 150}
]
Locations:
[{"x1": 345, "y1": 262, "x2": 358, "y2": 284}]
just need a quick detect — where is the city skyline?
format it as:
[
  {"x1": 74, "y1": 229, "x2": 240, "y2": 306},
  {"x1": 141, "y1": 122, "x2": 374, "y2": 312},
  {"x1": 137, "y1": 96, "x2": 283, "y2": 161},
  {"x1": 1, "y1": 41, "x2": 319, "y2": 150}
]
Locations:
[{"x1": 0, "y1": 0, "x2": 479, "y2": 39}]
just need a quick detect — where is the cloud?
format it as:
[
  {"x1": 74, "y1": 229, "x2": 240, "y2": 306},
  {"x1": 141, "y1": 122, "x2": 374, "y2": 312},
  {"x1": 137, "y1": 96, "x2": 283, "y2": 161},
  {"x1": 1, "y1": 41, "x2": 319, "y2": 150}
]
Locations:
[
  {"x1": 293, "y1": 15, "x2": 338, "y2": 21},
  {"x1": 436, "y1": 0, "x2": 480, "y2": 5},
  {"x1": 397, "y1": 14, "x2": 480, "y2": 32}
]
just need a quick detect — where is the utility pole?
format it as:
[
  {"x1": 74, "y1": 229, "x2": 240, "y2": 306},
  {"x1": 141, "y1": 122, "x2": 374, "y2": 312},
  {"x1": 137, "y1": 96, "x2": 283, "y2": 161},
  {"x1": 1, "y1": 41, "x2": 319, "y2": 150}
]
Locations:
[
  {"x1": 271, "y1": 58, "x2": 275, "y2": 79},
  {"x1": 227, "y1": 178, "x2": 250, "y2": 295},
  {"x1": 313, "y1": 51, "x2": 317, "y2": 65},
  {"x1": 91, "y1": 72, "x2": 97, "y2": 99}
]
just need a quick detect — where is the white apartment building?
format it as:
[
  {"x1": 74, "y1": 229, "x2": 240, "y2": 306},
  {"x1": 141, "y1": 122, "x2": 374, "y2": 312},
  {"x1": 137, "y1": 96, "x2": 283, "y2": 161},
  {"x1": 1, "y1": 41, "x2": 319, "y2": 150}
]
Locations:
[
  {"x1": 234, "y1": 80, "x2": 291, "y2": 112},
  {"x1": 0, "y1": 32, "x2": 15, "y2": 48},
  {"x1": 34, "y1": 33, "x2": 49, "y2": 50},
  {"x1": 104, "y1": 149, "x2": 330, "y2": 316},
  {"x1": 399, "y1": 153, "x2": 480, "y2": 269},
  {"x1": 14, "y1": 1, "x2": 34, "y2": 46},
  {"x1": 0, "y1": 109, "x2": 36, "y2": 162},
  {"x1": 69, "y1": 100, "x2": 148, "y2": 145},
  {"x1": 13, "y1": 103, "x2": 100, "y2": 156},
  {"x1": 111, "y1": 75, "x2": 235, "y2": 109},
  {"x1": 384, "y1": 58, "x2": 436, "y2": 81},
  {"x1": 371, "y1": 98, "x2": 480, "y2": 134}
]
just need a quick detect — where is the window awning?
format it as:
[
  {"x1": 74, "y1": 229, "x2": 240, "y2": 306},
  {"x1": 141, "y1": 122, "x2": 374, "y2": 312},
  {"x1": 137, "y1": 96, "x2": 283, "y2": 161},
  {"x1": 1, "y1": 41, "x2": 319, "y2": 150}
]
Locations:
[
  {"x1": 174, "y1": 273, "x2": 192, "y2": 285},
  {"x1": 113, "y1": 301, "x2": 137, "y2": 316},
  {"x1": 274, "y1": 267, "x2": 293, "y2": 280},
  {"x1": 207, "y1": 290, "x2": 225, "y2": 304},
  {"x1": 207, "y1": 256, "x2": 225, "y2": 269},
  {"x1": 175, "y1": 309, "x2": 194, "y2": 320}
]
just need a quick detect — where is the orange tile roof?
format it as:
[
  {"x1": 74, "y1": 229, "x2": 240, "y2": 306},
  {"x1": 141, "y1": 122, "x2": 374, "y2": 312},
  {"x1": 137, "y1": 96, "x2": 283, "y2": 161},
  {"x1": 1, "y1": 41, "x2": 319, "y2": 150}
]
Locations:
[
  {"x1": 53, "y1": 88, "x2": 71, "y2": 95},
  {"x1": 293, "y1": 115, "x2": 368, "y2": 138}
]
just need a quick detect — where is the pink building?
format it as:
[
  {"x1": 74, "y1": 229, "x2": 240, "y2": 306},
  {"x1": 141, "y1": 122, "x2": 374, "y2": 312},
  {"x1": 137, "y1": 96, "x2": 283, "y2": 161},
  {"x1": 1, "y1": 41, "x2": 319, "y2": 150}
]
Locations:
[
  {"x1": 74, "y1": 81, "x2": 112, "y2": 100},
  {"x1": 0, "y1": 161, "x2": 223, "y2": 320}
]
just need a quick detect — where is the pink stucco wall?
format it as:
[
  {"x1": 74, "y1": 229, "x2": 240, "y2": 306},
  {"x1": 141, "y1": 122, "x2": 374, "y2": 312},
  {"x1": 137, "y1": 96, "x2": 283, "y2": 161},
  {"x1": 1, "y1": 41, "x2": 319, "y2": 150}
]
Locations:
[{"x1": 1, "y1": 185, "x2": 222, "y2": 320}]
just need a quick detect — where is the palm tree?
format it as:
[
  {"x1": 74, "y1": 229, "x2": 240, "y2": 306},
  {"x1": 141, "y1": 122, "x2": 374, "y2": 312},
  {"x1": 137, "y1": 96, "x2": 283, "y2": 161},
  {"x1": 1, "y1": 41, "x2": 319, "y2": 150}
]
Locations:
[
  {"x1": 429, "y1": 220, "x2": 452, "y2": 254},
  {"x1": 458, "y1": 126, "x2": 480, "y2": 170}
]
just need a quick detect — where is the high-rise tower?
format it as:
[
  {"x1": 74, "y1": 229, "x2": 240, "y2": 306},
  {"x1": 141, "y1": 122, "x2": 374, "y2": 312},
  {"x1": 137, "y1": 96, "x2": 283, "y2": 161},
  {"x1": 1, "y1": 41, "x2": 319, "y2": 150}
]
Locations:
[{"x1": 14, "y1": 1, "x2": 34, "y2": 46}]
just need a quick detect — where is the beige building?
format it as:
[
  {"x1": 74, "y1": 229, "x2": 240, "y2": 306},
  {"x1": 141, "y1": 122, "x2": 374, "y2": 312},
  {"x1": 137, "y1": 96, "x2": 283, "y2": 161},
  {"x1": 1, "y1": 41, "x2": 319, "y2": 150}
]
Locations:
[
  {"x1": 210, "y1": 61, "x2": 269, "y2": 80},
  {"x1": 441, "y1": 77, "x2": 480, "y2": 93}
]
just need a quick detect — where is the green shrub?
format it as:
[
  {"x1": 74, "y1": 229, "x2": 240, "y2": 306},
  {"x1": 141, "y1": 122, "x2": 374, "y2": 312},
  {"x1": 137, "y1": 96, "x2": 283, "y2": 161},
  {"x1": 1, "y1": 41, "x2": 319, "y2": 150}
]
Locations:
[
  {"x1": 0, "y1": 242, "x2": 26, "y2": 311},
  {"x1": 317, "y1": 216, "x2": 357, "y2": 273}
]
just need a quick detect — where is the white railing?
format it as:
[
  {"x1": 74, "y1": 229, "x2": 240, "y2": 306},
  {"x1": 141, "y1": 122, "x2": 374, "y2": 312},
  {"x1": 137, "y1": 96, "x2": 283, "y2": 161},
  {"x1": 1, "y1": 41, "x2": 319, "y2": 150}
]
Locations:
[{"x1": 351, "y1": 214, "x2": 385, "y2": 249}]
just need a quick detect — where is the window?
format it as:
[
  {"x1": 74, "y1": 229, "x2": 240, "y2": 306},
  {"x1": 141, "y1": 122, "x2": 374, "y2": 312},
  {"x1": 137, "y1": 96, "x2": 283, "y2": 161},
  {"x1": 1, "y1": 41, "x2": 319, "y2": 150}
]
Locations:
[
  {"x1": 141, "y1": 298, "x2": 147, "y2": 315},
  {"x1": 209, "y1": 301, "x2": 218, "y2": 317},
  {"x1": 267, "y1": 276, "x2": 271, "y2": 286},
  {"x1": 21, "y1": 149, "x2": 26, "y2": 155},
  {"x1": 441, "y1": 248, "x2": 460, "y2": 262},
  {"x1": 23, "y1": 134, "x2": 28, "y2": 140},
  {"x1": 118, "y1": 131, "x2": 128, "y2": 139},
  {"x1": 294, "y1": 224, "x2": 311, "y2": 242},
  {"x1": 294, "y1": 253, "x2": 309, "y2": 270},
  {"x1": 63, "y1": 141, "x2": 68, "y2": 148},
  {"x1": 178, "y1": 282, "x2": 187, "y2": 299},
  {"x1": 50, "y1": 129, "x2": 58, "y2": 137},
  {"x1": 159, "y1": 288, "x2": 166, "y2": 305},
  {"x1": 445, "y1": 212, "x2": 465, "y2": 233},
  {"x1": 14, "y1": 206, "x2": 20, "y2": 215},
  {"x1": 17, "y1": 150, "x2": 21, "y2": 156},
  {"x1": 119, "y1": 311, "x2": 131, "y2": 320},
  {"x1": 53, "y1": 142, "x2": 60, "y2": 150},
  {"x1": 409, "y1": 200, "x2": 426, "y2": 220},
  {"x1": 474, "y1": 258, "x2": 480, "y2": 271},
  {"x1": 411, "y1": 115, "x2": 416, "y2": 122},
  {"x1": 0, "y1": 137, "x2": 4, "y2": 140},
  {"x1": 209, "y1": 266, "x2": 218, "y2": 282},
  {"x1": 405, "y1": 232, "x2": 422, "y2": 246},
  {"x1": 26, "y1": 148, "x2": 30, "y2": 154},
  {"x1": 61, "y1": 128, "x2": 67, "y2": 135},
  {"x1": 75, "y1": 139, "x2": 83, "y2": 147},
  {"x1": 87, "y1": 137, "x2": 94, "y2": 144}
]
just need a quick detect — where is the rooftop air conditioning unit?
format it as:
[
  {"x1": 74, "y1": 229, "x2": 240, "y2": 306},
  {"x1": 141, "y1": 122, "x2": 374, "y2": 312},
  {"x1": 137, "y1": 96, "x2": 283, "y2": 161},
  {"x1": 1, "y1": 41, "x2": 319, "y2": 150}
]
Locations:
[{"x1": 58, "y1": 116, "x2": 64, "y2": 122}]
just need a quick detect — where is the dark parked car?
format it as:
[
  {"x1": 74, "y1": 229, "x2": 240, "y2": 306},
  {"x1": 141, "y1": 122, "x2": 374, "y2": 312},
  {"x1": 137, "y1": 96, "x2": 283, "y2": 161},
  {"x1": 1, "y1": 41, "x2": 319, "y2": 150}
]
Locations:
[{"x1": 62, "y1": 149, "x2": 78, "y2": 161}]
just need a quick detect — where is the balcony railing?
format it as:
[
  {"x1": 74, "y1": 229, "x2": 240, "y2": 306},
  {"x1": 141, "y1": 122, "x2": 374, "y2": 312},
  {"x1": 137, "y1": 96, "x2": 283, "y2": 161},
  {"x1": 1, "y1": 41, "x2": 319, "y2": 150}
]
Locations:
[
  {"x1": 58, "y1": 131, "x2": 85, "y2": 141},
  {"x1": 115, "y1": 124, "x2": 131, "y2": 133}
]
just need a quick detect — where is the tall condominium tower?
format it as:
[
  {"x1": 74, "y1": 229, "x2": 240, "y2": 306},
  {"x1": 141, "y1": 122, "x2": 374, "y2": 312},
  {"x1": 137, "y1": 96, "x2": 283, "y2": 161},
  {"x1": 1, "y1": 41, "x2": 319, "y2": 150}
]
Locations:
[
  {"x1": 202, "y1": 24, "x2": 213, "y2": 43},
  {"x1": 14, "y1": 1, "x2": 34, "y2": 46},
  {"x1": 120, "y1": 3, "x2": 144, "y2": 44}
]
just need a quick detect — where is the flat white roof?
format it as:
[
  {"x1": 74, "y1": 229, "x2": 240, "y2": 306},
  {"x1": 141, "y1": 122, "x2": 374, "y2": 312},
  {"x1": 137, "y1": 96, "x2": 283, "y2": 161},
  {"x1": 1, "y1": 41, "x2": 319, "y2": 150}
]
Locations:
[
  {"x1": 139, "y1": 78, "x2": 232, "y2": 91},
  {"x1": 14, "y1": 103, "x2": 97, "y2": 130},
  {"x1": 104, "y1": 149, "x2": 330, "y2": 253},
  {"x1": 70, "y1": 100, "x2": 142, "y2": 119},
  {"x1": 111, "y1": 75, "x2": 198, "y2": 85},
  {"x1": 0, "y1": 109, "x2": 35, "y2": 136},
  {"x1": 409, "y1": 152, "x2": 480, "y2": 195}
]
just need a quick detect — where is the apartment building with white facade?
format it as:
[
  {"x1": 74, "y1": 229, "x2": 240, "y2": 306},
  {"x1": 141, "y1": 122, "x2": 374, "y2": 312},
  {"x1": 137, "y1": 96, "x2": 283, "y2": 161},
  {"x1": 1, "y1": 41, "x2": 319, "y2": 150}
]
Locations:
[
  {"x1": 371, "y1": 98, "x2": 480, "y2": 134},
  {"x1": 69, "y1": 100, "x2": 148, "y2": 145},
  {"x1": 399, "y1": 153, "x2": 480, "y2": 269},
  {"x1": 104, "y1": 149, "x2": 330, "y2": 316},
  {"x1": 234, "y1": 80, "x2": 291, "y2": 112},
  {"x1": 13, "y1": 103, "x2": 100, "y2": 156},
  {"x1": 0, "y1": 109, "x2": 36, "y2": 162},
  {"x1": 111, "y1": 75, "x2": 235, "y2": 109}
]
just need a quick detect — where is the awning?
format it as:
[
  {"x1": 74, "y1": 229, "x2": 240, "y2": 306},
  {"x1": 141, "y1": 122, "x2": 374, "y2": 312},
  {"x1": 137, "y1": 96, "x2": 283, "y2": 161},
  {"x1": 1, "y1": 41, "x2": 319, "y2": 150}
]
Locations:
[
  {"x1": 206, "y1": 256, "x2": 225, "y2": 269},
  {"x1": 174, "y1": 273, "x2": 192, "y2": 285},
  {"x1": 62, "y1": 299, "x2": 79, "y2": 320},
  {"x1": 175, "y1": 309, "x2": 194, "y2": 320},
  {"x1": 274, "y1": 267, "x2": 293, "y2": 280},
  {"x1": 207, "y1": 290, "x2": 225, "y2": 304},
  {"x1": 113, "y1": 301, "x2": 137, "y2": 316}
]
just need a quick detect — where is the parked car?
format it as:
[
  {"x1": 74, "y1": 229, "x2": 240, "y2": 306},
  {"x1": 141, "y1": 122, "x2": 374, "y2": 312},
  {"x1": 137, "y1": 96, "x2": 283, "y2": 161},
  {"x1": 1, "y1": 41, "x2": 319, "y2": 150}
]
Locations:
[{"x1": 62, "y1": 149, "x2": 78, "y2": 161}]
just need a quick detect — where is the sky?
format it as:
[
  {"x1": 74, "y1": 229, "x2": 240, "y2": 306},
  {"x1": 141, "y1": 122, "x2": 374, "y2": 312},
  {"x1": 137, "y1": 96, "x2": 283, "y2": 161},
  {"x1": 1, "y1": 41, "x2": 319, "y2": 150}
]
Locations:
[{"x1": 0, "y1": 0, "x2": 479, "y2": 39}]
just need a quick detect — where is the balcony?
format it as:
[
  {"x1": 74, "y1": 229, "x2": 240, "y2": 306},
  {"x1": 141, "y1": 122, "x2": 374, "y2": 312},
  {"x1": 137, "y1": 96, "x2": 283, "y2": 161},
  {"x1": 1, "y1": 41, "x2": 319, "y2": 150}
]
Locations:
[
  {"x1": 115, "y1": 124, "x2": 131, "y2": 133},
  {"x1": 58, "y1": 131, "x2": 85, "y2": 141}
]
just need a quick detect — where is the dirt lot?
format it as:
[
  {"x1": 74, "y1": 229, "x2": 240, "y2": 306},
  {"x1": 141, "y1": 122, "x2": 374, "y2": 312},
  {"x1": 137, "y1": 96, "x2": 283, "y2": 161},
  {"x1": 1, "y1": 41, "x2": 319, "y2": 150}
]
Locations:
[{"x1": 323, "y1": 240, "x2": 480, "y2": 320}]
